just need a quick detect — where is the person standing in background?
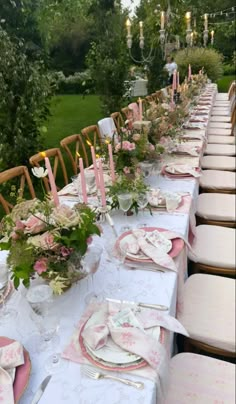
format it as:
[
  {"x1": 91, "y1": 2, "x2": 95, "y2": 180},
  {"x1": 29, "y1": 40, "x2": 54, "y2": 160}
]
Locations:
[{"x1": 164, "y1": 56, "x2": 178, "y2": 85}]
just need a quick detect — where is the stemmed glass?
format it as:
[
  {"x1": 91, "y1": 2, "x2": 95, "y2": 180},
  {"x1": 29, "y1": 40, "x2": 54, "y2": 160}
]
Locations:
[
  {"x1": 113, "y1": 243, "x2": 128, "y2": 293},
  {"x1": 0, "y1": 263, "x2": 17, "y2": 322},
  {"x1": 139, "y1": 161, "x2": 153, "y2": 178},
  {"x1": 137, "y1": 193, "x2": 149, "y2": 228},
  {"x1": 117, "y1": 193, "x2": 133, "y2": 233},
  {"x1": 26, "y1": 284, "x2": 67, "y2": 373},
  {"x1": 82, "y1": 244, "x2": 103, "y2": 304}
]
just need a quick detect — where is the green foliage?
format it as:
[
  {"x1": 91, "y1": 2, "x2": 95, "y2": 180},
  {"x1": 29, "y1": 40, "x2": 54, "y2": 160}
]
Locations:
[
  {"x1": 223, "y1": 64, "x2": 236, "y2": 76},
  {"x1": 86, "y1": 2, "x2": 129, "y2": 115},
  {"x1": 0, "y1": 28, "x2": 55, "y2": 170},
  {"x1": 175, "y1": 47, "x2": 223, "y2": 82},
  {"x1": 217, "y1": 76, "x2": 235, "y2": 93}
]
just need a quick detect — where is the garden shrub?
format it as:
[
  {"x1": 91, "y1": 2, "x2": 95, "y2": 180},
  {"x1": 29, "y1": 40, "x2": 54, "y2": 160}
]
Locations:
[
  {"x1": 175, "y1": 47, "x2": 224, "y2": 82},
  {"x1": 0, "y1": 28, "x2": 55, "y2": 171},
  {"x1": 56, "y1": 70, "x2": 95, "y2": 94}
]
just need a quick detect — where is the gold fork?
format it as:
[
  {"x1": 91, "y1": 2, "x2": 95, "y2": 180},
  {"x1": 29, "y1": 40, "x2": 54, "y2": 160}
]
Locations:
[{"x1": 82, "y1": 366, "x2": 144, "y2": 389}]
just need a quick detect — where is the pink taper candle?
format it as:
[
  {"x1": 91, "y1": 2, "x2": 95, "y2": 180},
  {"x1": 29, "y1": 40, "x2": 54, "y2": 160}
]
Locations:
[
  {"x1": 138, "y1": 98, "x2": 143, "y2": 121},
  {"x1": 79, "y1": 158, "x2": 88, "y2": 204},
  {"x1": 90, "y1": 146, "x2": 100, "y2": 190},
  {"x1": 172, "y1": 70, "x2": 177, "y2": 91},
  {"x1": 108, "y1": 143, "x2": 116, "y2": 183},
  {"x1": 177, "y1": 71, "x2": 180, "y2": 88},
  {"x1": 98, "y1": 159, "x2": 106, "y2": 207},
  {"x1": 188, "y1": 64, "x2": 192, "y2": 81},
  {"x1": 40, "y1": 152, "x2": 59, "y2": 206}
]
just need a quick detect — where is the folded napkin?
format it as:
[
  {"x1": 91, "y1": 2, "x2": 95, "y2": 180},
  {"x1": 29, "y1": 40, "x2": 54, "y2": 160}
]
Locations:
[
  {"x1": 164, "y1": 164, "x2": 201, "y2": 178},
  {"x1": 63, "y1": 301, "x2": 188, "y2": 403},
  {"x1": 58, "y1": 170, "x2": 112, "y2": 196},
  {"x1": 173, "y1": 144, "x2": 200, "y2": 156},
  {"x1": 82, "y1": 303, "x2": 189, "y2": 369},
  {"x1": 128, "y1": 229, "x2": 177, "y2": 272},
  {"x1": 0, "y1": 341, "x2": 24, "y2": 404}
]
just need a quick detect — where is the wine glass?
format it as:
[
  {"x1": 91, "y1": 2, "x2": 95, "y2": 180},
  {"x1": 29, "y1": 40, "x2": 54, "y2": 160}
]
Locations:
[
  {"x1": 81, "y1": 244, "x2": 103, "y2": 304},
  {"x1": 117, "y1": 193, "x2": 133, "y2": 233},
  {"x1": 0, "y1": 263, "x2": 17, "y2": 322},
  {"x1": 113, "y1": 243, "x2": 128, "y2": 293},
  {"x1": 139, "y1": 161, "x2": 153, "y2": 178},
  {"x1": 137, "y1": 193, "x2": 149, "y2": 228},
  {"x1": 26, "y1": 284, "x2": 67, "y2": 374}
]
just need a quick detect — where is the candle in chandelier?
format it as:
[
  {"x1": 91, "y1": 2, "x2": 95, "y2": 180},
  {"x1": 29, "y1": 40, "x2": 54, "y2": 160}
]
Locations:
[
  {"x1": 172, "y1": 70, "x2": 177, "y2": 91},
  {"x1": 98, "y1": 159, "x2": 106, "y2": 207},
  {"x1": 138, "y1": 98, "x2": 143, "y2": 121},
  {"x1": 211, "y1": 30, "x2": 214, "y2": 44},
  {"x1": 40, "y1": 152, "x2": 59, "y2": 206},
  {"x1": 190, "y1": 32, "x2": 194, "y2": 46},
  {"x1": 160, "y1": 11, "x2": 165, "y2": 30},
  {"x1": 90, "y1": 146, "x2": 100, "y2": 190},
  {"x1": 185, "y1": 12, "x2": 191, "y2": 30},
  {"x1": 188, "y1": 64, "x2": 192, "y2": 81},
  {"x1": 126, "y1": 18, "x2": 131, "y2": 36},
  {"x1": 204, "y1": 14, "x2": 208, "y2": 31},
  {"x1": 108, "y1": 143, "x2": 116, "y2": 183},
  {"x1": 79, "y1": 158, "x2": 88, "y2": 204},
  {"x1": 139, "y1": 21, "x2": 143, "y2": 37}
]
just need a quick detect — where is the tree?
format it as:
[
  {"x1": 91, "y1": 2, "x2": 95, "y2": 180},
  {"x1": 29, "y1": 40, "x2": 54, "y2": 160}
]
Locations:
[
  {"x1": 86, "y1": 0, "x2": 129, "y2": 114},
  {"x1": 0, "y1": 28, "x2": 55, "y2": 170}
]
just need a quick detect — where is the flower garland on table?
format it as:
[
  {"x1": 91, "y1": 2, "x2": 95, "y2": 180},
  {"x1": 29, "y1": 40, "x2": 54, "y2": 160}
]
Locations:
[{"x1": 0, "y1": 170, "x2": 100, "y2": 294}]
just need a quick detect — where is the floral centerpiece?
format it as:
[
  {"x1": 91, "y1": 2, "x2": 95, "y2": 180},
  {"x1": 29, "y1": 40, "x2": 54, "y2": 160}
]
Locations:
[
  {"x1": 108, "y1": 173, "x2": 150, "y2": 215},
  {"x1": 0, "y1": 198, "x2": 100, "y2": 294},
  {"x1": 112, "y1": 124, "x2": 164, "y2": 175}
]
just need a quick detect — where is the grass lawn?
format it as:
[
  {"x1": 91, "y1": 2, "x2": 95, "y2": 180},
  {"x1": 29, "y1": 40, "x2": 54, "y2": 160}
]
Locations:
[
  {"x1": 44, "y1": 94, "x2": 103, "y2": 149},
  {"x1": 216, "y1": 75, "x2": 235, "y2": 92}
]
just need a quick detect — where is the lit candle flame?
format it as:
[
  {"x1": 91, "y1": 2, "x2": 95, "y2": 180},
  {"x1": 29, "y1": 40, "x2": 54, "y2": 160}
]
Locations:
[
  {"x1": 86, "y1": 140, "x2": 92, "y2": 147},
  {"x1": 40, "y1": 151, "x2": 46, "y2": 158}
]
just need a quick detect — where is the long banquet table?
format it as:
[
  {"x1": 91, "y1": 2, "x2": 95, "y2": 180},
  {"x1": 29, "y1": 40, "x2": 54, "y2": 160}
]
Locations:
[{"x1": 0, "y1": 84, "x2": 217, "y2": 404}]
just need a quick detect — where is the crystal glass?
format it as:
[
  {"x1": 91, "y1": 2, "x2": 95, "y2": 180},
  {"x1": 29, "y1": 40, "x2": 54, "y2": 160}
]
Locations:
[
  {"x1": 137, "y1": 193, "x2": 149, "y2": 228},
  {"x1": 139, "y1": 161, "x2": 153, "y2": 178},
  {"x1": 117, "y1": 193, "x2": 133, "y2": 233},
  {"x1": 26, "y1": 284, "x2": 67, "y2": 374},
  {"x1": 0, "y1": 263, "x2": 17, "y2": 322},
  {"x1": 82, "y1": 244, "x2": 103, "y2": 304},
  {"x1": 113, "y1": 243, "x2": 128, "y2": 293}
]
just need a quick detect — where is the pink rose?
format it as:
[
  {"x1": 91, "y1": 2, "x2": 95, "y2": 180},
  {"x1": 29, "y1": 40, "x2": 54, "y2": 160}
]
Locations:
[
  {"x1": 24, "y1": 215, "x2": 46, "y2": 234},
  {"x1": 60, "y1": 246, "x2": 73, "y2": 257},
  {"x1": 34, "y1": 258, "x2": 48, "y2": 274},
  {"x1": 123, "y1": 166, "x2": 130, "y2": 174},
  {"x1": 115, "y1": 143, "x2": 121, "y2": 152},
  {"x1": 149, "y1": 143, "x2": 155, "y2": 151}
]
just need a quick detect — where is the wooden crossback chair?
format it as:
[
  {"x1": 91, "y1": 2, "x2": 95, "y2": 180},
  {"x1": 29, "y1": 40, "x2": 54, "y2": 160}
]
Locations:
[
  {"x1": 81, "y1": 125, "x2": 102, "y2": 149},
  {"x1": 29, "y1": 148, "x2": 68, "y2": 193},
  {"x1": 60, "y1": 134, "x2": 88, "y2": 175},
  {"x1": 110, "y1": 112, "x2": 124, "y2": 132},
  {"x1": 0, "y1": 166, "x2": 36, "y2": 214},
  {"x1": 121, "y1": 106, "x2": 133, "y2": 121}
]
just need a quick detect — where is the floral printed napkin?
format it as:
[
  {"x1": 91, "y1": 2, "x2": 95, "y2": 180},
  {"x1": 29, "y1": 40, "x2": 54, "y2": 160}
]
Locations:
[{"x1": 0, "y1": 341, "x2": 24, "y2": 404}]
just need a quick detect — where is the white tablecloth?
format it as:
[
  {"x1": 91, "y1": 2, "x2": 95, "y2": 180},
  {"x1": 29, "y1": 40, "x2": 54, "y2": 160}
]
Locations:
[{"x1": 0, "y1": 84, "x2": 217, "y2": 404}]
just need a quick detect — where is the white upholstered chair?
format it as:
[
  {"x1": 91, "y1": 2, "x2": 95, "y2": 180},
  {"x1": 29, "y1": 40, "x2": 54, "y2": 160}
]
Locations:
[
  {"x1": 196, "y1": 193, "x2": 236, "y2": 228},
  {"x1": 165, "y1": 353, "x2": 235, "y2": 404},
  {"x1": 177, "y1": 273, "x2": 235, "y2": 356}
]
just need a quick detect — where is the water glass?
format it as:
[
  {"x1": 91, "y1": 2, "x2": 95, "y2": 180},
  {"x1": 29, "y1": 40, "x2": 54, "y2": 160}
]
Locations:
[{"x1": 81, "y1": 244, "x2": 103, "y2": 303}]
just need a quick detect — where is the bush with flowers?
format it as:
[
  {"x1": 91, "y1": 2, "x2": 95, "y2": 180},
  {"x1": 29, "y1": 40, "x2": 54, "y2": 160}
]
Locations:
[{"x1": 0, "y1": 197, "x2": 100, "y2": 294}]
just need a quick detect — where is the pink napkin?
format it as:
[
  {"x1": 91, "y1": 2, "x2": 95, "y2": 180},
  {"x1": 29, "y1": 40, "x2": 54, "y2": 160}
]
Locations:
[
  {"x1": 82, "y1": 303, "x2": 188, "y2": 370},
  {"x1": 131, "y1": 229, "x2": 177, "y2": 272},
  {"x1": 164, "y1": 164, "x2": 201, "y2": 178},
  {"x1": 174, "y1": 144, "x2": 200, "y2": 156},
  {"x1": 0, "y1": 341, "x2": 24, "y2": 404}
]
